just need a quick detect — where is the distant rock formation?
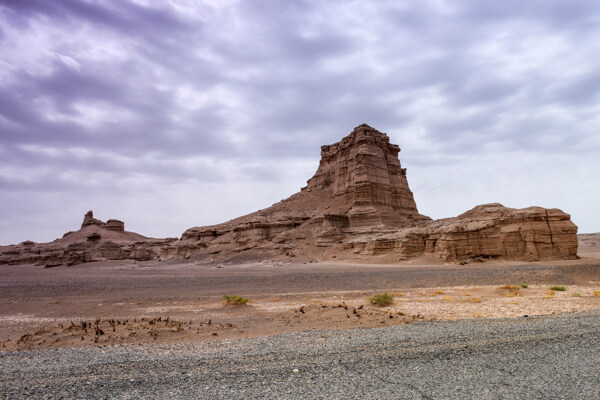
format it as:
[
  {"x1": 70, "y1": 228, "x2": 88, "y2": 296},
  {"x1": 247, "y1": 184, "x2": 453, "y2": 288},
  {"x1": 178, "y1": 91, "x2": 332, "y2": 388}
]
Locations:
[
  {"x1": 81, "y1": 210, "x2": 125, "y2": 232},
  {"x1": 81, "y1": 210, "x2": 103, "y2": 228},
  {"x1": 0, "y1": 212, "x2": 174, "y2": 267},
  {"x1": 0, "y1": 124, "x2": 579, "y2": 266}
]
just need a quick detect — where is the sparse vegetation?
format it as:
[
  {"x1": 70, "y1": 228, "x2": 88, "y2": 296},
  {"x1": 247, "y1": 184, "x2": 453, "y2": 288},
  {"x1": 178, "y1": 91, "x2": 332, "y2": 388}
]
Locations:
[
  {"x1": 500, "y1": 284, "x2": 520, "y2": 291},
  {"x1": 432, "y1": 289, "x2": 445, "y2": 296},
  {"x1": 223, "y1": 295, "x2": 250, "y2": 305},
  {"x1": 516, "y1": 282, "x2": 529, "y2": 288},
  {"x1": 572, "y1": 292, "x2": 582, "y2": 297},
  {"x1": 467, "y1": 297, "x2": 481, "y2": 303},
  {"x1": 594, "y1": 290, "x2": 600, "y2": 297},
  {"x1": 368, "y1": 293, "x2": 394, "y2": 307},
  {"x1": 550, "y1": 286, "x2": 567, "y2": 291}
]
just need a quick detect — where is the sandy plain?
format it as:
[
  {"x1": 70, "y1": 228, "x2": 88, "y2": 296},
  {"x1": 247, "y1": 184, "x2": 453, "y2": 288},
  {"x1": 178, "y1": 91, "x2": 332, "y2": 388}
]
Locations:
[{"x1": 1, "y1": 233, "x2": 599, "y2": 351}]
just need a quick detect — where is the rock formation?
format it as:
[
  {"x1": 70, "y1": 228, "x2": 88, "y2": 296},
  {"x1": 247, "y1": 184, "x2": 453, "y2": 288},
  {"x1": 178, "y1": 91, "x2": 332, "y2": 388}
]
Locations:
[
  {"x1": 0, "y1": 124, "x2": 579, "y2": 266},
  {"x1": 81, "y1": 210, "x2": 125, "y2": 232},
  {"x1": 0, "y1": 212, "x2": 175, "y2": 267},
  {"x1": 346, "y1": 203, "x2": 578, "y2": 262},
  {"x1": 176, "y1": 124, "x2": 578, "y2": 263}
]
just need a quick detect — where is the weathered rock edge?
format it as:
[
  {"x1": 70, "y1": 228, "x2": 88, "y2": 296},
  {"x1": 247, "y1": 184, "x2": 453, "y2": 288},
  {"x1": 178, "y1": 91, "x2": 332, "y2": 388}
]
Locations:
[{"x1": 0, "y1": 125, "x2": 578, "y2": 266}]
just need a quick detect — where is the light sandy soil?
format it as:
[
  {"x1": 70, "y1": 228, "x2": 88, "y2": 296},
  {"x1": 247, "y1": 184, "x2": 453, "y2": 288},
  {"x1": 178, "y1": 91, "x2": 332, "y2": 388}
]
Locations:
[{"x1": 2, "y1": 234, "x2": 600, "y2": 351}]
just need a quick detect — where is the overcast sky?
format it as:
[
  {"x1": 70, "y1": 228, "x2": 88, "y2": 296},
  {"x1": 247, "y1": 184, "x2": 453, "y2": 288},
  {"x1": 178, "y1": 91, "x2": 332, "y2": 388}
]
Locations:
[{"x1": 1, "y1": 0, "x2": 599, "y2": 245}]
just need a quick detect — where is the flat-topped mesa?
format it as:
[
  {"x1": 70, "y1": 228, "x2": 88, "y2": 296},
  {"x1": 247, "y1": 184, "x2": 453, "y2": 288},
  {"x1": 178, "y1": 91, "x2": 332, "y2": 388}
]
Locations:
[{"x1": 306, "y1": 124, "x2": 423, "y2": 228}]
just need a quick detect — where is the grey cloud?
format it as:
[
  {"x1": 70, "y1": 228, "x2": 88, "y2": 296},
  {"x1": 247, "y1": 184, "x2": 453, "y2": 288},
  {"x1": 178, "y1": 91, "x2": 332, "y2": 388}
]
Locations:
[
  {"x1": 555, "y1": 69, "x2": 600, "y2": 105},
  {"x1": 1, "y1": 0, "x2": 193, "y2": 39},
  {"x1": 456, "y1": 0, "x2": 599, "y2": 28},
  {"x1": 1, "y1": 0, "x2": 599, "y2": 243}
]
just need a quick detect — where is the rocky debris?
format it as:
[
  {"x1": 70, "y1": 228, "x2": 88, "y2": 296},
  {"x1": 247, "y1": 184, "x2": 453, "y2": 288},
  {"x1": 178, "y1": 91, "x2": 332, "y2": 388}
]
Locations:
[
  {"x1": 7, "y1": 317, "x2": 236, "y2": 351},
  {"x1": 0, "y1": 124, "x2": 579, "y2": 266}
]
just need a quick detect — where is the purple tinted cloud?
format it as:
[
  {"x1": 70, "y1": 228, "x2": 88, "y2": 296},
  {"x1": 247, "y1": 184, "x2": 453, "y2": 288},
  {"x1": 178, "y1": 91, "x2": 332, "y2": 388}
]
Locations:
[{"x1": 0, "y1": 0, "x2": 599, "y2": 243}]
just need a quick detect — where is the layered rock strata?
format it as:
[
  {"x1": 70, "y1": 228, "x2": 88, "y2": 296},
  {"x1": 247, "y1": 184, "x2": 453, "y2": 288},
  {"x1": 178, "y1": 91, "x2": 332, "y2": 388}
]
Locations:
[
  {"x1": 0, "y1": 212, "x2": 175, "y2": 267},
  {"x1": 0, "y1": 124, "x2": 579, "y2": 266},
  {"x1": 345, "y1": 204, "x2": 578, "y2": 262},
  {"x1": 175, "y1": 124, "x2": 577, "y2": 263}
]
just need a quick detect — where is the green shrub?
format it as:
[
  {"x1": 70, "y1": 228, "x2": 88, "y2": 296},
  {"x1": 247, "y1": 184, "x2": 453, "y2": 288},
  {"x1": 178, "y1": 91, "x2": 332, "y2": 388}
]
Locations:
[
  {"x1": 549, "y1": 286, "x2": 567, "y2": 291},
  {"x1": 223, "y1": 295, "x2": 249, "y2": 305},
  {"x1": 368, "y1": 293, "x2": 394, "y2": 307},
  {"x1": 516, "y1": 282, "x2": 529, "y2": 288}
]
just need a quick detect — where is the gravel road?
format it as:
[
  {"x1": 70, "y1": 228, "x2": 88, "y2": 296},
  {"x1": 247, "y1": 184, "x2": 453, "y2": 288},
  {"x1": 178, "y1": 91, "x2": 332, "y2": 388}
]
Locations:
[{"x1": 2, "y1": 311, "x2": 600, "y2": 399}]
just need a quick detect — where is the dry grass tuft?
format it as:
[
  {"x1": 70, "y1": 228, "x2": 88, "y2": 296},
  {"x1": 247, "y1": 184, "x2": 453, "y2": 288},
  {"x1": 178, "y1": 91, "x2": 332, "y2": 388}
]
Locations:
[
  {"x1": 368, "y1": 293, "x2": 394, "y2": 307},
  {"x1": 223, "y1": 295, "x2": 250, "y2": 305}
]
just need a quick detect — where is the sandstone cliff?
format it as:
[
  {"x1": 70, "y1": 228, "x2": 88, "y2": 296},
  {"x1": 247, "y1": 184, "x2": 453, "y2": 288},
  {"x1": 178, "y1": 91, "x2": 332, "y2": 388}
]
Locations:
[
  {"x1": 345, "y1": 203, "x2": 578, "y2": 262},
  {"x1": 175, "y1": 124, "x2": 577, "y2": 263},
  {"x1": 0, "y1": 124, "x2": 579, "y2": 266}
]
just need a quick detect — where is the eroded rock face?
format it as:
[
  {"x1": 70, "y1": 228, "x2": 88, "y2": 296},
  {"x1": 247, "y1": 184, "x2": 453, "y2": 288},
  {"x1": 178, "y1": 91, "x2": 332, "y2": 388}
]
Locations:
[
  {"x1": 81, "y1": 211, "x2": 125, "y2": 232},
  {"x1": 176, "y1": 125, "x2": 578, "y2": 263},
  {"x1": 0, "y1": 211, "x2": 174, "y2": 267},
  {"x1": 0, "y1": 124, "x2": 579, "y2": 266},
  {"x1": 81, "y1": 211, "x2": 103, "y2": 228},
  {"x1": 346, "y1": 203, "x2": 578, "y2": 262},
  {"x1": 306, "y1": 124, "x2": 420, "y2": 227}
]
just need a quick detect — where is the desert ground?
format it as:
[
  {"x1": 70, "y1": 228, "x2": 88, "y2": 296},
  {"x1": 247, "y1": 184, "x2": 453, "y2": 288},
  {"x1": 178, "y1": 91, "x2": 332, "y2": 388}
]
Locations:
[{"x1": 1, "y1": 234, "x2": 599, "y2": 352}]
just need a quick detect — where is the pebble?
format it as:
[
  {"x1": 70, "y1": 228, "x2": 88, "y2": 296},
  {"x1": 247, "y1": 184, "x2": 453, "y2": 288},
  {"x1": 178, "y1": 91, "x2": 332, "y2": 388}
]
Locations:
[{"x1": 2, "y1": 311, "x2": 600, "y2": 399}]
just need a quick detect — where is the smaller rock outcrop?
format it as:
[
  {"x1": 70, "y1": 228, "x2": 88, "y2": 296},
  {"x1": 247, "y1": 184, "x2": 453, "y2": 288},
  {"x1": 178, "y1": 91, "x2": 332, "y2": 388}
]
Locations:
[
  {"x1": 81, "y1": 211, "x2": 125, "y2": 232},
  {"x1": 81, "y1": 211, "x2": 103, "y2": 228},
  {"x1": 105, "y1": 220, "x2": 125, "y2": 232},
  {"x1": 345, "y1": 203, "x2": 578, "y2": 262},
  {"x1": 0, "y1": 211, "x2": 174, "y2": 267}
]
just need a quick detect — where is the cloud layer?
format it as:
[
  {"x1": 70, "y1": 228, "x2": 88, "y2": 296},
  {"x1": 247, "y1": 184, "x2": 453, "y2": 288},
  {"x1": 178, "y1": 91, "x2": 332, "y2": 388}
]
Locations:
[{"x1": 1, "y1": 0, "x2": 599, "y2": 244}]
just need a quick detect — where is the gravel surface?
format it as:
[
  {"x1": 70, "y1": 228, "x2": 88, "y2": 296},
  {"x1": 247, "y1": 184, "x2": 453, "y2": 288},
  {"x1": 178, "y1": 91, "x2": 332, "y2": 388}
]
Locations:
[
  {"x1": 3, "y1": 262, "x2": 599, "y2": 302},
  {"x1": 2, "y1": 311, "x2": 600, "y2": 399}
]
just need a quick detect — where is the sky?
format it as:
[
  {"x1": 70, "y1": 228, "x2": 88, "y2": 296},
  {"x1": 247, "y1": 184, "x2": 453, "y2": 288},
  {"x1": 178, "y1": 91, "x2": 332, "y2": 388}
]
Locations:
[{"x1": 0, "y1": 0, "x2": 599, "y2": 245}]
